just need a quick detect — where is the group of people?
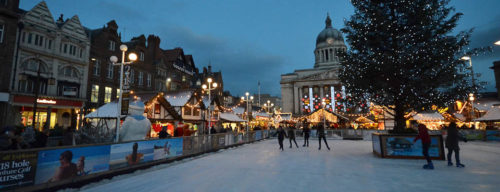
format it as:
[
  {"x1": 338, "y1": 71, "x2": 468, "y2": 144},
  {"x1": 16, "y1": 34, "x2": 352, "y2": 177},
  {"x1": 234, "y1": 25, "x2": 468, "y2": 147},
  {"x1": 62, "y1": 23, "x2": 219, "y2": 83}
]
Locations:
[
  {"x1": 275, "y1": 125, "x2": 331, "y2": 151},
  {"x1": 412, "y1": 121, "x2": 466, "y2": 170}
]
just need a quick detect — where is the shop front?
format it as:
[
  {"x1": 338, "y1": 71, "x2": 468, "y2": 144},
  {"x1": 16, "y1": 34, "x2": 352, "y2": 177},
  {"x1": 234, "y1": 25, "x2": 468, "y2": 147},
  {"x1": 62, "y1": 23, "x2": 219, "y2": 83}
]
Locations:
[{"x1": 12, "y1": 95, "x2": 83, "y2": 130}]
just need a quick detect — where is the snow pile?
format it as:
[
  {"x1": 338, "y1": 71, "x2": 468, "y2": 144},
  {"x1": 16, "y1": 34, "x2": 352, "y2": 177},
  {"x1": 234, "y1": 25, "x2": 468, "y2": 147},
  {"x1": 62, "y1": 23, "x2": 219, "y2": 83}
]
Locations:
[{"x1": 86, "y1": 102, "x2": 119, "y2": 118}]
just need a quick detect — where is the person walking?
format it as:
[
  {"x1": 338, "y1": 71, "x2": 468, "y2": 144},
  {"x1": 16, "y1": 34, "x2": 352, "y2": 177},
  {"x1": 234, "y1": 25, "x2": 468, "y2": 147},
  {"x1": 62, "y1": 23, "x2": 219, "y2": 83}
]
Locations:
[
  {"x1": 302, "y1": 125, "x2": 310, "y2": 147},
  {"x1": 446, "y1": 122, "x2": 466, "y2": 168},
  {"x1": 413, "y1": 123, "x2": 433, "y2": 169},
  {"x1": 288, "y1": 126, "x2": 299, "y2": 148},
  {"x1": 276, "y1": 126, "x2": 287, "y2": 151},
  {"x1": 317, "y1": 125, "x2": 330, "y2": 150}
]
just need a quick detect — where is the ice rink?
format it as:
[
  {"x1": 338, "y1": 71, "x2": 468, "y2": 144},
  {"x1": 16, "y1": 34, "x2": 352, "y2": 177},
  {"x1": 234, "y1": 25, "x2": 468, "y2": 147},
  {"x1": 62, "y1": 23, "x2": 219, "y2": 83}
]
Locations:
[{"x1": 76, "y1": 139, "x2": 500, "y2": 192}]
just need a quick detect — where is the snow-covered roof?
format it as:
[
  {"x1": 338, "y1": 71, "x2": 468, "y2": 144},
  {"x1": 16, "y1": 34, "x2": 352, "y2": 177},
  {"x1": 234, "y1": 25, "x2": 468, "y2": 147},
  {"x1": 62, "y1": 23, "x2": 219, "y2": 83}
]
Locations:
[
  {"x1": 86, "y1": 102, "x2": 118, "y2": 118},
  {"x1": 412, "y1": 112, "x2": 444, "y2": 121},
  {"x1": 164, "y1": 90, "x2": 194, "y2": 107},
  {"x1": 232, "y1": 107, "x2": 245, "y2": 114},
  {"x1": 474, "y1": 99, "x2": 500, "y2": 112},
  {"x1": 475, "y1": 106, "x2": 500, "y2": 121},
  {"x1": 253, "y1": 112, "x2": 270, "y2": 118},
  {"x1": 220, "y1": 113, "x2": 246, "y2": 122}
]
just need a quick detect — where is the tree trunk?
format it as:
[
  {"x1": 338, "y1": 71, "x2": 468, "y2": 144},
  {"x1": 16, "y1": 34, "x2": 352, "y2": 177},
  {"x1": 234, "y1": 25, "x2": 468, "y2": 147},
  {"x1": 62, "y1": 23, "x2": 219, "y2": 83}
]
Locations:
[{"x1": 393, "y1": 100, "x2": 406, "y2": 133}]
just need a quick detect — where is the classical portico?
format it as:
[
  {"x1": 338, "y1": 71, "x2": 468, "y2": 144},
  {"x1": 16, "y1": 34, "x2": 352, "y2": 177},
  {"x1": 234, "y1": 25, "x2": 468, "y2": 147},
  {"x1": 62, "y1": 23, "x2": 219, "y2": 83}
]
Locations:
[{"x1": 281, "y1": 14, "x2": 347, "y2": 115}]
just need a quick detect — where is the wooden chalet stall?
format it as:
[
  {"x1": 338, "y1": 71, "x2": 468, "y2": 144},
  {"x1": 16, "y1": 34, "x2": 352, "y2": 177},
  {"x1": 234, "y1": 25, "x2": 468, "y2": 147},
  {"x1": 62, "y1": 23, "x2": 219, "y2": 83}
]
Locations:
[
  {"x1": 164, "y1": 90, "x2": 205, "y2": 135},
  {"x1": 136, "y1": 92, "x2": 182, "y2": 137}
]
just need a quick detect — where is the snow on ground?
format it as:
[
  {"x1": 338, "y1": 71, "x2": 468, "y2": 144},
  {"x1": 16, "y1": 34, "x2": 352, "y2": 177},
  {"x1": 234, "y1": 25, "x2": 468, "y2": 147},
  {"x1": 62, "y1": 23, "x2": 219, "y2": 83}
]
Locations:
[{"x1": 75, "y1": 139, "x2": 500, "y2": 192}]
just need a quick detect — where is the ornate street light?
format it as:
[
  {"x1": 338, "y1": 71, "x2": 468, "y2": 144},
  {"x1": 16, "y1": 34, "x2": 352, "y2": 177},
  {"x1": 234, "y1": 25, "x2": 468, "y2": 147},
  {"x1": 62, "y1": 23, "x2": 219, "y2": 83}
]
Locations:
[
  {"x1": 241, "y1": 92, "x2": 254, "y2": 140},
  {"x1": 202, "y1": 77, "x2": 217, "y2": 135}
]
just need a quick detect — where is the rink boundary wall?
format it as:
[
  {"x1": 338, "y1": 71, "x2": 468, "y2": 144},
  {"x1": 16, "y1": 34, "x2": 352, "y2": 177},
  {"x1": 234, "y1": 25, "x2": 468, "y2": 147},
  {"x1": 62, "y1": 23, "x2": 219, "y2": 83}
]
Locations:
[{"x1": 0, "y1": 130, "x2": 270, "y2": 192}]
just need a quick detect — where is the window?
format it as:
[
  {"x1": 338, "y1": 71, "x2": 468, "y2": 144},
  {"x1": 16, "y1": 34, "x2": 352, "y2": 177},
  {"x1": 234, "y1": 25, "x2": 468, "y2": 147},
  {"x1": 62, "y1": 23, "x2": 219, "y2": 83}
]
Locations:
[
  {"x1": 140, "y1": 52, "x2": 144, "y2": 61},
  {"x1": 104, "y1": 87, "x2": 112, "y2": 103},
  {"x1": 34, "y1": 35, "x2": 43, "y2": 47},
  {"x1": 27, "y1": 33, "x2": 32, "y2": 44},
  {"x1": 21, "y1": 32, "x2": 25, "y2": 43},
  {"x1": 147, "y1": 73, "x2": 151, "y2": 87},
  {"x1": 91, "y1": 85, "x2": 99, "y2": 103},
  {"x1": 63, "y1": 44, "x2": 67, "y2": 53},
  {"x1": 183, "y1": 106, "x2": 192, "y2": 116},
  {"x1": 130, "y1": 69, "x2": 134, "y2": 84},
  {"x1": 182, "y1": 75, "x2": 186, "y2": 82},
  {"x1": 0, "y1": 24, "x2": 4, "y2": 43},
  {"x1": 116, "y1": 89, "x2": 120, "y2": 99},
  {"x1": 93, "y1": 59, "x2": 100, "y2": 76},
  {"x1": 62, "y1": 67, "x2": 79, "y2": 78},
  {"x1": 138, "y1": 72, "x2": 143, "y2": 85},
  {"x1": 47, "y1": 40, "x2": 52, "y2": 49},
  {"x1": 18, "y1": 77, "x2": 48, "y2": 94},
  {"x1": 107, "y1": 63, "x2": 113, "y2": 79},
  {"x1": 80, "y1": 49, "x2": 83, "y2": 58},
  {"x1": 109, "y1": 40, "x2": 115, "y2": 51}
]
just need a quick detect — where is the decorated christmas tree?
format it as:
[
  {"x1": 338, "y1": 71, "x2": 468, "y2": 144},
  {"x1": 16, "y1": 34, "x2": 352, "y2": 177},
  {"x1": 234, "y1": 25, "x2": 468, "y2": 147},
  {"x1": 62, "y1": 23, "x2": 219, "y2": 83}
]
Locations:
[{"x1": 339, "y1": 0, "x2": 488, "y2": 132}]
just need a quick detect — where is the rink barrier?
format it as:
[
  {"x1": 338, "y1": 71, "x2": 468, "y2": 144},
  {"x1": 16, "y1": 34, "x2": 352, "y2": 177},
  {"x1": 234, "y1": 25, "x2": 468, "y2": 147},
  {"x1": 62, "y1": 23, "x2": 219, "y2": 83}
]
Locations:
[
  {"x1": 372, "y1": 133, "x2": 446, "y2": 160},
  {"x1": 0, "y1": 130, "x2": 269, "y2": 192}
]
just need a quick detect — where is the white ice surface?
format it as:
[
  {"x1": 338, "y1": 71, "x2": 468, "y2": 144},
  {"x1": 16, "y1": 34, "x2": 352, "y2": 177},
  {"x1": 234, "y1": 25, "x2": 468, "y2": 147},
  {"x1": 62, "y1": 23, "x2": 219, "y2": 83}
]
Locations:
[{"x1": 74, "y1": 139, "x2": 500, "y2": 192}]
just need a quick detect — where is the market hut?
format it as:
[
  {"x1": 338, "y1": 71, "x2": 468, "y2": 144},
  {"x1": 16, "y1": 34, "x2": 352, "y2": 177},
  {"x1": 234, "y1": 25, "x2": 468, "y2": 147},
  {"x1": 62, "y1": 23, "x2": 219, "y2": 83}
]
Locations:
[
  {"x1": 411, "y1": 112, "x2": 445, "y2": 130},
  {"x1": 298, "y1": 108, "x2": 348, "y2": 126},
  {"x1": 136, "y1": 92, "x2": 181, "y2": 137},
  {"x1": 475, "y1": 106, "x2": 500, "y2": 129},
  {"x1": 219, "y1": 112, "x2": 246, "y2": 131},
  {"x1": 164, "y1": 89, "x2": 205, "y2": 135}
]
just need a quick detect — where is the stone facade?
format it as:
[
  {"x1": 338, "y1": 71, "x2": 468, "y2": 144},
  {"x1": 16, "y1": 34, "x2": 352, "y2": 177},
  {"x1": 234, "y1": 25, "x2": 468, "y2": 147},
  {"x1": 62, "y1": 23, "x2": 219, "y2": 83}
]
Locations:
[
  {"x1": 10, "y1": 1, "x2": 90, "y2": 129},
  {"x1": 281, "y1": 14, "x2": 346, "y2": 115}
]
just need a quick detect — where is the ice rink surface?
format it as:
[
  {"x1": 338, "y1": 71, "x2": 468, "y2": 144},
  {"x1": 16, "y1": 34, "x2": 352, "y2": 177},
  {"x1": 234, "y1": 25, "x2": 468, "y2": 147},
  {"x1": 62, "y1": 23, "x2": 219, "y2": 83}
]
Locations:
[{"x1": 76, "y1": 139, "x2": 500, "y2": 192}]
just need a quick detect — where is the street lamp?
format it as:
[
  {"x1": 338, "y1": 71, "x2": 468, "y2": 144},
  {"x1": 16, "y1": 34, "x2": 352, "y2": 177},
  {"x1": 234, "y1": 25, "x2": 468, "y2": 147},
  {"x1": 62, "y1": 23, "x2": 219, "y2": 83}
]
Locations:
[
  {"x1": 166, "y1": 78, "x2": 171, "y2": 91},
  {"x1": 322, "y1": 99, "x2": 327, "y2": 128},
  {"x1": 469, "y1": 93, "x2": 475, "y2": 126},
  {"x1": 495, "y1": 40, "x2": 500, "y2": 46},
  {"x1": 461, "y1": 56, "x2": 475, "y2": 125},
  {"x1": 110, "y1": 44, "x2": 137, "y2": 142},
  {"x1": 241, "y1": 92, "x2": 254, "y2": 139},
  {"x1": 202, "y1": 77, "x2": 217, "y2": 135},
  {"x1": 263, "y1": 100, "x2": 274, "y2": 113}
]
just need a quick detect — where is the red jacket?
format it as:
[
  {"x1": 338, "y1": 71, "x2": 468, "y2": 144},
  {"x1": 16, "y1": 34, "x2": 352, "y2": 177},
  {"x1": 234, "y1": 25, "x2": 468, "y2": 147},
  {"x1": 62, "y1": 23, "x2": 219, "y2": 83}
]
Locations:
[{"x1": 414, "y1": 125, "x2": 431, "y2": 144}]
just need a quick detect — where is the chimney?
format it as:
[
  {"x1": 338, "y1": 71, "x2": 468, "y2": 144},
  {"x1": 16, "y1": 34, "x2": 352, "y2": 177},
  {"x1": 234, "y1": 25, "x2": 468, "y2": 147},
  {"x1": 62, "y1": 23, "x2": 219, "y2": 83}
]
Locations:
[
  {"x1": 208, "y1": 65, "x2": 212, "y2": 73},
  {"x1": 492, "y1": 61, "x2": 500, "y2": 99}
]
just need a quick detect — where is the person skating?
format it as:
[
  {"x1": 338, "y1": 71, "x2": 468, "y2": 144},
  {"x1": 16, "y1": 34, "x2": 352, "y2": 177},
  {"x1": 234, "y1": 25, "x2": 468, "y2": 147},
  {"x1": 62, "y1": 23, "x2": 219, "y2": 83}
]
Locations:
[
  {"x1": 288, "y1": 126, "x2": 299, "y2": 148},
  {"x1": 302, "y1": 126, "x2": 310, "y2": 147},
  {"x1": 413, "y1": 123, "x2": 433, "y2": 169},
  {"x1": 446, "y1": 122, "x2": 467, "y2": 168},
  {"x1": 276, "y1": 126, "x2": 287, "y2": 151},
  {"x1": 317, "y1": 125, "x2": 330, "y2": 150}
]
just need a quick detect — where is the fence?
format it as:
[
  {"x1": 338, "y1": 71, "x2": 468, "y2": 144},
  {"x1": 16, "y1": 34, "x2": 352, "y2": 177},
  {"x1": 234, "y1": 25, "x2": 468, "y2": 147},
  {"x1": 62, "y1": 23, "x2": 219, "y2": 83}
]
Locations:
[
  {"x1": 268, "y1": 129, "x2": 388, "y2": 140},
  {"x1": 0, "y1": 130, "x2": 269, "y2": 191}
]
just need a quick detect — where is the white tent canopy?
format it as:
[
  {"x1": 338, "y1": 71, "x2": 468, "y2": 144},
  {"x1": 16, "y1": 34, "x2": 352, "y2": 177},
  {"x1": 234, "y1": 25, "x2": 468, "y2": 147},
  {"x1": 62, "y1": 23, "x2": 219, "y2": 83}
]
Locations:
[
  {"x1": 220, "y1": 113, "x2": 246, "y2": 122},
  {"x1": 412, "y1": 112, "x2": 444, "y2": 121},
  {"x1": 85, "y1": 102, "x2": 118, "y2": 118},
  {"x1": 475, "y1": 106, "x2": 500, "y2": 122}
]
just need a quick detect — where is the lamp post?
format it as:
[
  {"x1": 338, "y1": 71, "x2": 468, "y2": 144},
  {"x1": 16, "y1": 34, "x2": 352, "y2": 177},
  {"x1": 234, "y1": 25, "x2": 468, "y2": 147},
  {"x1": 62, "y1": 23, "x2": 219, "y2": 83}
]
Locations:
[
  {"x1": 241, "y1": 92, "x2": 254, "y2": 140},
  {"x1": 461, "y1": 56, "x2": 476, "y2": 125},
  {"x1": 263, "y1": 100, "x2": 274, "y2": 113},
  {"x1": 202, "y1": 78, "x2": 217, "y2": 135},
  {"x1": 322, "y1": 98, "x2": 327, "y2": 128},
  {"x1": 166, "y1": 78, "x2": 171, "y2": 91},
  {"x1": 110, "y1": 44, "x2": 137, "y2": 142},
  {"x1": 495, "y1": 40, "x2": 500, "y2": 46}
]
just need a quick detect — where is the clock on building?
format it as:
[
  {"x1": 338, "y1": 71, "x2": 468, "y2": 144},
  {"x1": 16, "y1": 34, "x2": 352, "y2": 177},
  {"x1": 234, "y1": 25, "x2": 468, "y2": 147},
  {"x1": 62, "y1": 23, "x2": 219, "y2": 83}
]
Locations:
[{"x1": 327, "y1": 38, "x2": 334, "y2": 45}]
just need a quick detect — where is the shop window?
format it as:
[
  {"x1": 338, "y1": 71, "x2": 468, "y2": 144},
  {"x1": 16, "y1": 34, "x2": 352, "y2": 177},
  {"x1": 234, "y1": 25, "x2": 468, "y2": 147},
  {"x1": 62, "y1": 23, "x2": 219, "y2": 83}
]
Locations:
[
  {"x1": 193, "y1": 108, "x2": 200, "y2": 116},
  {"x1": 183, "y1": 106, "x2": 192, "y2": 116},
  {"x1": 91, "y1": 85, "x2": 99, "y2": 103},
  {"x1": 154, "y1": 103, "x2": 160, "y2": 114},
  {"x1": 0, "y1": 24, "x2": 4, "y2": 43},
  {"x1": 104, "y1": 87, "x2": 112, "y2": 103}
]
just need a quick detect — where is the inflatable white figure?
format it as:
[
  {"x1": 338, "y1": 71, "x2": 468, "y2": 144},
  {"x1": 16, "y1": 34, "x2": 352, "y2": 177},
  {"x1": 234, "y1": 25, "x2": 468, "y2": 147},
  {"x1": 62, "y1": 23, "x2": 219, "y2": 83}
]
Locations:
[{"x1": 119, "y1": 99, "x2": 151, "y2": 142}]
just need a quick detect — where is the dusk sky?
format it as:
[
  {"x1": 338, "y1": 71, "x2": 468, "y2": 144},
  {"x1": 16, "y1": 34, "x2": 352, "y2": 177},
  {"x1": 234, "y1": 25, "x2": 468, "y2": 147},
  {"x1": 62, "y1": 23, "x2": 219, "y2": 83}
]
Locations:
[{"x1": 20, "y1": 0, "x2": 500, "y2": 97}]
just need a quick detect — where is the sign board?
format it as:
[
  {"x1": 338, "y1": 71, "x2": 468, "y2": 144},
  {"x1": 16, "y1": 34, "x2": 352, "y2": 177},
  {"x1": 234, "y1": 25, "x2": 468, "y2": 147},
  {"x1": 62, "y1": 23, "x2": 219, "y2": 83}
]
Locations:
[
  {"x1": 0, "y1": 151, "x2": 38, "y2": 190},
  {"x1": 62, "y1": 87, "x2": 78, "y2": 96},
  {"x1": 121, "y1": 92, "x2": 130, "y2": 116}
]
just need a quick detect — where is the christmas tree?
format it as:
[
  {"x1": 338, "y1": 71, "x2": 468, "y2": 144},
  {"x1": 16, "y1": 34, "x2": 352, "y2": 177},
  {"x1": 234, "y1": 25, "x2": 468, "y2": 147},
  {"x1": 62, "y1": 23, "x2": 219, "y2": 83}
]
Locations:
[{"x1": 340, "y1": 0, "x2": 488, "y2": 132}]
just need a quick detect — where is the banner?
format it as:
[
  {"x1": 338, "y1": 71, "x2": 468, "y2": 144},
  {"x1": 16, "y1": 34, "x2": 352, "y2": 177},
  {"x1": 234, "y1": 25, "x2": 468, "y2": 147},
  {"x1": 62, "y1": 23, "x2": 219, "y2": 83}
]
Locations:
[
  {"x1": 35, "y1": 145, "x2": 110, "y2": 184},
  {"x1": 109, "y1": 141, "x2": 154, "y2": 170},
  {"x1": 153, "y1": 138, "x2": 183, "y2": 160},
  {"x1": 486, "y1": 130, "x2": 500, "y2": 141},
  {"x1": 0, "y1": 151, "x2": 38, "y2": 190},
  {"x1": 384, "y1": 136, "x2": 440, "y2": 157}
]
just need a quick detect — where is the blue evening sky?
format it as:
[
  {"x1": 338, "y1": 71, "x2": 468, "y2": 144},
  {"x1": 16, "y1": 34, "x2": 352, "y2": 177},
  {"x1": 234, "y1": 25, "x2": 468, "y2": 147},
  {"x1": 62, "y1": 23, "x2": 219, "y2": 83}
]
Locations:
[{"x1": 20, "y1": 0, "x2": 500, "y2": 97}]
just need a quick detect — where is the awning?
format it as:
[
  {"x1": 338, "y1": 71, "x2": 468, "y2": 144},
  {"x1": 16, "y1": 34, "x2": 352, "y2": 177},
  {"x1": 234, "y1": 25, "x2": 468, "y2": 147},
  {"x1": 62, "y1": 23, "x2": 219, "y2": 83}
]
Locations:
[
  {"x1": 220, "y1": 112, "x2": 246, "y2": 122},
  {"x1": 85, "y1": 102, "x2": 118, "y2": 118},
  {"x1": 475, "y1": 106, "x2": 500, "y2": 122}
]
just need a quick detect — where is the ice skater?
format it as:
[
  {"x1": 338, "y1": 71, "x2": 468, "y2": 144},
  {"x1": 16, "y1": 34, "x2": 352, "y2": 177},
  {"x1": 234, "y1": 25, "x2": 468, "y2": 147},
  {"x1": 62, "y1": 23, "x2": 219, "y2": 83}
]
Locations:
[
  {"x1": 413, "y1": 122, "x2": 433, "y2": 169},
  {"x1": 288, "y1": 126, "x2": 299, "y2": 148},
  {"x1": 302, "y1": 125, "x2": 310, "y2": 147},
  {"x1": 446, "y1": 122, "x2": 466, "y2": 168},
  {"x1": 276, "y1": 126, "x2": 287, "y2": 151},
  {"x1": 317, "y1": 125, "x2": 330, "y2": 150}
]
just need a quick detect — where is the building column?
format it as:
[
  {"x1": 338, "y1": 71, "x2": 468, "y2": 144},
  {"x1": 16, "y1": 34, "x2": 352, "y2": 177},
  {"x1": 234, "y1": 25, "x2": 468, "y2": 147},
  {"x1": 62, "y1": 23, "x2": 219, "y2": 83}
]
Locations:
[
  {"x1": 298, "y1": 86, "x2": 303, "y2": 115},
  {"x1": 293, "y1": 85, "x2": 299, "y2": 114},
  {"x1": 320, "y1": 85, "x2": 324, "y2": 100}
]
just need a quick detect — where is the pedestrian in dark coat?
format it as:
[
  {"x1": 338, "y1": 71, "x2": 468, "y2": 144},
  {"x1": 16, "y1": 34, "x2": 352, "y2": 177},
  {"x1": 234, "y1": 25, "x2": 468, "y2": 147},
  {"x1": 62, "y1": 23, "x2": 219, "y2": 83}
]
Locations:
[
  {"x1": 158, "y1": 127, "x2": 168, "y2": 139},
  {"x1": 288, "y1": 126, "x2": 299, "y2": 148},
  {"x1": 317, "y1": 125, "x2": 330, "y2": 150},
  {"x1": 446, "y1": 122, "x2": 466, "y2": 167},
  {"x1": 276, "y1": 126, "x2": 287, "y2": 151},
  {"x1": 302, "y1": 126, "x2": 310, "y2": 147},
  {"x1": 413, "y1": 123, "x2": 433, "y2": 169}
]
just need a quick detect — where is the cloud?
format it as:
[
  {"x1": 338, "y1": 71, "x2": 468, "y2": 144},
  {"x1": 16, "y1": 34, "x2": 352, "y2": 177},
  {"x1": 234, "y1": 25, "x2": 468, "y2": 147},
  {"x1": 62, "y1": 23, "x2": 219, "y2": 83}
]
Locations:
[{"x1": 154, "y1": 24, "x2": 286, "y2": 96}]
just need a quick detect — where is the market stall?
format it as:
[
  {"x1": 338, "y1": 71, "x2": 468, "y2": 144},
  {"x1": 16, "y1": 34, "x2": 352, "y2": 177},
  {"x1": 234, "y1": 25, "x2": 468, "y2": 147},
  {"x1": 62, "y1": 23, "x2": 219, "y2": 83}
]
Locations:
[
  {"x1": 411, "y1": 112, "x2": 445, "y2": 130},
  {"x1": 219, "y1": 112, "x2": 246, "y2": 131}
]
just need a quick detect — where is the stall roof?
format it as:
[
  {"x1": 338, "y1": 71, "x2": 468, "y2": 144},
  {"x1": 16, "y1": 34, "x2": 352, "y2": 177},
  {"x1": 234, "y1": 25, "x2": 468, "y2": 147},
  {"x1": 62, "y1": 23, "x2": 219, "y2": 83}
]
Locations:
[
  {"x1": 86, "y1": 102, "x2": 118, "y2": 118},
  {"x1": 412, "y1": 112, "x2": 444, "y2": 121},
  {"x1": 475, "y1": 106, "x2": 500, "y2": 121},
  {"x1": 232, "y1": 107, "x2": 245, "y2": 114},
  {"x1": 164, "y1": 90, "x2": 194, "y2": 107},
  {"x1": 253, "y1": 112, "x2": 271, "y2": 118},
  {"x1": 220, "y1": 112, "x2": 246, "y2": 122},
  {"x1": 474, "y1": 98, "x2": 500, "y2": 112}
]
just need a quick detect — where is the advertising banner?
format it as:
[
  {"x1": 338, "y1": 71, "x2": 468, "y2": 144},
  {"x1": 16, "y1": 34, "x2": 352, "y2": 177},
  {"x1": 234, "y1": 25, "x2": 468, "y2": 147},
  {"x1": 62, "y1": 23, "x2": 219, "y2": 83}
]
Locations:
[
  {"x1": 109, "y1": 141, "x2": 154, "y2": 170},
  {"x1": 383, "y1": 136, "x2": 441, "y2": 157},
  {"x1": 153, "y1": 138, "x2": 183, "y2": 160},
  {"x1": 0, "y1": 151, "x2": 38, "y2": 190},
  {"x1": 35, "y1": 145, "x2": 110, "y2": 184},
  {"x1": 486, "y1": 130, "x2": 500, "y2": 141}
]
